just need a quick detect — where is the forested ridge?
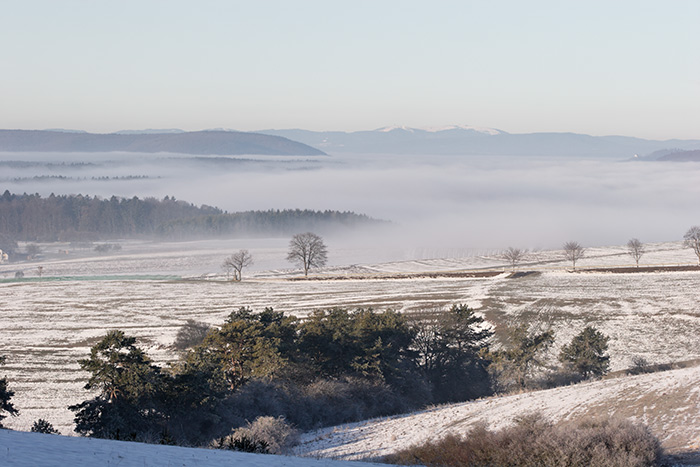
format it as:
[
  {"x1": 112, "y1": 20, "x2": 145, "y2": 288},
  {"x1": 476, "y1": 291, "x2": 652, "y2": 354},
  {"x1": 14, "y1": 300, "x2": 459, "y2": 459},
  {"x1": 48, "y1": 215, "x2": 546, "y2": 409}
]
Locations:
[
  {"x1": 0, "y1": 191, "x2": 385, "y2": 247},
  {"x1": 0, "y1": 129, "x2": 326, "y2": 156}
]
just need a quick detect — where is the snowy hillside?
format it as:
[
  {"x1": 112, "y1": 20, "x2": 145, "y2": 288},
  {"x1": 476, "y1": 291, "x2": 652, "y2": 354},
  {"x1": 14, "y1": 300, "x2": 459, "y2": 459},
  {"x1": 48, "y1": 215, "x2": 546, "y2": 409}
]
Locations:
[
  {"x1": 0, "y1": 429, "x2": 384, "y2": 467},
  {"x1": 295, "y1": 364, "x2": 700, "y2": 461}
]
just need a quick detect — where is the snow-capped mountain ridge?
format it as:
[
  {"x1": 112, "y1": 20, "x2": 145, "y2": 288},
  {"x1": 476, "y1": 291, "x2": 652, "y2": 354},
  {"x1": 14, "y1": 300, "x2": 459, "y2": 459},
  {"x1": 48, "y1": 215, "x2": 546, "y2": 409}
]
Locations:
[{"x1": 374, "y1": 125, "x2": 503, "y2": 135}]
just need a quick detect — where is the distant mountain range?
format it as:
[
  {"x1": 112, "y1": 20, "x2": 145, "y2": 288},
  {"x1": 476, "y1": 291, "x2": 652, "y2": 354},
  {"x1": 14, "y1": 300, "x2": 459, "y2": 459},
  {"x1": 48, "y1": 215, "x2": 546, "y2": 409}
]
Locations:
[
  {"x1": 3, "y1": 126, "x2": 699, "y2": 159},
  {"x1": 0, "y1": 129, "x2": 326, "y2": 156},
  {"x1": 259, "y1": 126, "x2": 700, "y2": 158}
]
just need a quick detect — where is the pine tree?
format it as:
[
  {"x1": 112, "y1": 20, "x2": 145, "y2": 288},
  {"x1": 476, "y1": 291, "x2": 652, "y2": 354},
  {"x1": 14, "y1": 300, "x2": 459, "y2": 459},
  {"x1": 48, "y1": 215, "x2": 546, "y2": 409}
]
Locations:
[
  {"x1": 559, "y1": 326, "x2": 610, "y2": 378},
  {"x1": 69, "y1": 331, "x2": 167, "y2": 439}
]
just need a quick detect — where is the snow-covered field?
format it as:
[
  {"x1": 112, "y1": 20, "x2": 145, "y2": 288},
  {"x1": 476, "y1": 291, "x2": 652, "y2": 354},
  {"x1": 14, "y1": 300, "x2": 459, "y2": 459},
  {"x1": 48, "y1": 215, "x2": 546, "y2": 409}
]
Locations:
[{"x1": 1, "y1": 238, "x2": 700, "y2": 450}]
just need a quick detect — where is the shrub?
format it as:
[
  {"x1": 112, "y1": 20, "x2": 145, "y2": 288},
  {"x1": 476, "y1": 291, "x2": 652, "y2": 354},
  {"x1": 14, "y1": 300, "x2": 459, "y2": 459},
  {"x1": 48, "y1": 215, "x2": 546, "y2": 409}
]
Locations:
[
  {"x1": 221, "y1": 376, "x2": 414, "y2": 432},
  {"x1": 31, "y1": 419, "x2": 60, "y2": 434},
  {"x1": 300, "y1": 377, "x2": 410, "y2": 428},
  {"x1": 172, "y1": 320, "x2": 211, "y2": 351},
  {"x1": 384, "y1": 414, "x2": 662, "y2": 467},
  {"x1": 212, "y1": 416, "x2": 298, "y2": 455},
  {"x1": 212, "y1": 434, "x2": 269, "y2": 453},
  {"x1": 625, "y1": 356, "x2": 672, "y2": 376}
]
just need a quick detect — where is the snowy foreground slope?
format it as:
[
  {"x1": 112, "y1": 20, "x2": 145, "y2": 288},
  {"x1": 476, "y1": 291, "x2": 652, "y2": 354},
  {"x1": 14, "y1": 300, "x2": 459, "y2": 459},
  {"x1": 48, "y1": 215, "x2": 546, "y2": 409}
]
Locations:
[
  {"x1": 3, "y1": 367, "x2": 699, "y2": 467},
  {"x1": 295, "y1": 364, "x2": 700, "y2": 461},
  {"x1": 0, "y1": 429, "x2": 385, "y2": 467}
]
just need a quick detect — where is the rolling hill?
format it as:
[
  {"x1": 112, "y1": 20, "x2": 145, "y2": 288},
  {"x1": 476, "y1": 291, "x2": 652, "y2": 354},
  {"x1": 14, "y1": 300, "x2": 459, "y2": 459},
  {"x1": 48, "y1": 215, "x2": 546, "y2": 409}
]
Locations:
[
  {"x1": 0, "y1": 129, "x2": 326, "y2": 156},
  {"x1": 295, "y1": 363, "x2": 700, "y2": 463}
]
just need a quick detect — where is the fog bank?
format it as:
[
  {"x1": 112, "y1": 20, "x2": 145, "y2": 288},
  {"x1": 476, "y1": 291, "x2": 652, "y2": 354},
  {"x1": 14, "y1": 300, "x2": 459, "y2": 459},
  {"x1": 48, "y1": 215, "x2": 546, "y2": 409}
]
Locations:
[{"x1": 2, "y1": 152, "x2": 699, "y2": 254}]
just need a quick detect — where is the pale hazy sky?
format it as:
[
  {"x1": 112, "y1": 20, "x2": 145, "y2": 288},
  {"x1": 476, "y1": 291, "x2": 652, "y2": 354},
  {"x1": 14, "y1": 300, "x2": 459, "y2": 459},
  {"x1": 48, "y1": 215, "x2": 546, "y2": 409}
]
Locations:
[{"x1": 2, "y1": 1, "x2": 698, "y2": 139}]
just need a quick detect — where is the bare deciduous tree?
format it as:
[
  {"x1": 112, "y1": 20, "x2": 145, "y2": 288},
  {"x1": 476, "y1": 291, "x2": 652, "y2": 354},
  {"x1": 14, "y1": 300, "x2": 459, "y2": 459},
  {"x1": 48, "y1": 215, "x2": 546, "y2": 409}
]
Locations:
[
  {"x1": 222, "y1": 249, "x2": 254, "y2": 281},
  {"x1": 562, "y1": 241, "x2": 585, "y2": 270},
  {"x1": 626, "y1": 238, "x2": 645, "y2": 267},
  {"x1": 502, "y1": 247, "x2": 528, "y2": 270},
  {"x1": 287, "y1": 232, "x2": 327, "y2": 276},
  {"x1": 684, "y1": 226, "x2": 700, "y2": 265}
]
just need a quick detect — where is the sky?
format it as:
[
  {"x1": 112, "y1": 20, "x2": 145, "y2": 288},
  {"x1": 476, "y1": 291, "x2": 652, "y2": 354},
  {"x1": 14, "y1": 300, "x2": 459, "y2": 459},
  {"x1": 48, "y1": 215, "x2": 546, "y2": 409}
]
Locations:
[{"x1": 1, "y1": 1, "x2": 699, "y2": 140}]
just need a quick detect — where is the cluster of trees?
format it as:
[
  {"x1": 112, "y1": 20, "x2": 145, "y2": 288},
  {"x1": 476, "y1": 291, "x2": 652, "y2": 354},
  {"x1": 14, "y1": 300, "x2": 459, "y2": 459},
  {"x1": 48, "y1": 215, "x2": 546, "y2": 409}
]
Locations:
[
  {"x1": 500, "y1": 242, "x2": 586, "y2": 270},
  {"x1": 486, "y1": 322, "x2": 610, "y2": 393},
  {"x1": 0, "y1": 191, "x2": 219, "y2": 244},
  {"x1": 222, "y1": 232, "x2": 328, "y2": 280},
  {"x1": 58, "y1": 305, "x2": 610, "y2": 447}
]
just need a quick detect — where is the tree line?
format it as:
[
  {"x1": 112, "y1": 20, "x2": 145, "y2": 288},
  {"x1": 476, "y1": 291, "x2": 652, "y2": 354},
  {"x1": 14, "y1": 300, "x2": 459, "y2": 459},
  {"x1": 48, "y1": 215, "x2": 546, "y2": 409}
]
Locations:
[
  {"x1": 503, "y1": 226, "x2": 700, "y2": 271},
  {"x1": 0, "y1": 191, "x2": 383, "y2": 254},
  {"x1": 0, "y1": 191, "x2": 218, "y2": 246}
]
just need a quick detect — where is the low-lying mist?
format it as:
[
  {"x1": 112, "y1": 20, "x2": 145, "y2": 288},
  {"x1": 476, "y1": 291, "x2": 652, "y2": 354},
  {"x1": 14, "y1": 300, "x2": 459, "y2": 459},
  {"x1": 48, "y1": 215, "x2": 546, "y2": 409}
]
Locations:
[{"x1": 2, "y1": 151, "x2": 699, "y2": 257}]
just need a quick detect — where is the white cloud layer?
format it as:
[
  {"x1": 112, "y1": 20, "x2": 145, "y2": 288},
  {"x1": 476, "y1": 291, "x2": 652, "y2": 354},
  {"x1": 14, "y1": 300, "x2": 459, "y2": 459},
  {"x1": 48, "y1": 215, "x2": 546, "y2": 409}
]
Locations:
[{"x1": 2, "y1": 152, "x2": 699, "y2": 251}]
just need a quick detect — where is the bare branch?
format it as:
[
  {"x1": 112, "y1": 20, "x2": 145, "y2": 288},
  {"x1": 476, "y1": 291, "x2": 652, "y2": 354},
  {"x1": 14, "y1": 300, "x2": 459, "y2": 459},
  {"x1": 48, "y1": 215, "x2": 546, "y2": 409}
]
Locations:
[
  {"x1": 626, "y1": 238, "x2": 645, "y2": 267},
  {"x1": 287, "y1": 232, "x2": 328, "y2": 276},
  {"x1": 684, "y1": 226, "x2": 700, "y2": 265},
  {"x1": 502, "y1": 247, "x2": 528, "y2": 270},
  {"x1": 562, "y1": 241, "x2": 585, "y2": 271},
  {"x1": 222, "y1": 249, "x2": 254, "y2": 281}
]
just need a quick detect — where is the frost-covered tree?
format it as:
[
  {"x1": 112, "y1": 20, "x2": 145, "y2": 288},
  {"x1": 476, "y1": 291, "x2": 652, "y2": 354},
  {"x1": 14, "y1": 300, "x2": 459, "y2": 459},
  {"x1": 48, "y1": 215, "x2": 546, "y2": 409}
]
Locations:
[
  {"x1": 502, "y1": 247, "x2": 528, "y2": 270},
  {"x1": 222, "y1": 250, "x2": 253, "y2": 281},
  {"x1": 626, "y1": 238, "x2": 645, "y2": 267},
  {"x1": 562, "y1": 241, "x2": 585, "y2": 270},
  {"x1": 287, "y1": 232, "x2": 327, "y2": 276},
  {"x1": 684, "y1": 226, "x2": 700, "y2": 265}
]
